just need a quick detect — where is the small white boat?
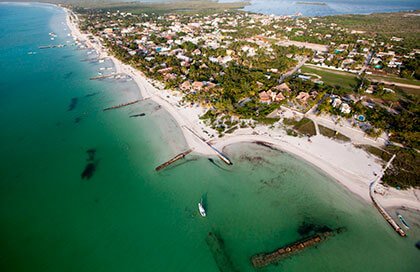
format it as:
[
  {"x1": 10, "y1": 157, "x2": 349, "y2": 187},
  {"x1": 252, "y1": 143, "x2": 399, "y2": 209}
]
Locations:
[
  {"x1": 198, "y1": 200, "x2": 206, "y2": 217},
  {"x1": 398, "y1": 214, "x2": 410, "y2": 229}
]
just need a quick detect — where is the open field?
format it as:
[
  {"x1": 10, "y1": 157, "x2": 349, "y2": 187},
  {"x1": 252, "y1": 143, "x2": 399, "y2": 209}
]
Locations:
[
  {"x1": 300, "y1": 65, "x2": 358, "y2": 91},
  {"x1": 301, "y1": 65, "x2": 420, "y2": 96}
]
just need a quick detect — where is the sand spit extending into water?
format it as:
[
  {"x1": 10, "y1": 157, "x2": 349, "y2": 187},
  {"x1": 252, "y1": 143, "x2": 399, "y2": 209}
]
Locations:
[{"x1": 63, "y1": 7, "x2": 419, "y2": 211}]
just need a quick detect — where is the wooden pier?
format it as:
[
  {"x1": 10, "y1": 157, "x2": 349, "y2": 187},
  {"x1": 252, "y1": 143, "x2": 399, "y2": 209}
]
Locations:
[
  {"x1": 206, "y1": 232, "x2": 239, "y2": 272},
  {"x1": 103, "y1": 97, "x2": 150, "y2": 111},
  {"x1": 81, "y1": 57, "x2": 99, "y2": 62},
  {"x1": 371, "y1": 192, "x2": 406, "y2": 237},
  {"x1": 251, "y1": 231, "x2": 333, "y2": 268},
  {"x1": 369, "y1": 154, "x2": 406, "y2": 237},
  {"x1": 103, "y1": 99, "x2": 141, "y2": 111},
  {"x1": 182, "y1": 126, "x2": 232, "y2": 165},
  {"x1": 207, "y1": 144, "x2": 233, "y2": 165},
  {"x1": 90, "y1": 73, "x2": 123, "y2": 80},
  {"x1": 155, "y1": 149, "x2": 193, "y2": 171},
  {"x1": 38, "y1": 44, "x2": 65, "y2": 49}
]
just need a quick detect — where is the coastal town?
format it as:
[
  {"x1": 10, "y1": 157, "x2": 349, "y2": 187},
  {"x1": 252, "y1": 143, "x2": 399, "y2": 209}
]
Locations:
[{"x1": 72, "y1": 7, "x2": 419, "y2": 190}]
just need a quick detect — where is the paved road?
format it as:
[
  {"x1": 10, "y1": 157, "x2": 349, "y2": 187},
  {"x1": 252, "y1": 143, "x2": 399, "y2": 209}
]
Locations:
[
  {"x1": 367, "y1": 78, "x2": 420, "y2": 90},
  {"x1": 279, "y1": 56, "x2": 308, "y2": 82}
]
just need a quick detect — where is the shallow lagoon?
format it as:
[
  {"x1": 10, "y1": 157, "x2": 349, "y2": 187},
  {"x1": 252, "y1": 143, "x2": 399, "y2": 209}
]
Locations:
[{"x1": 219, "y1": 0, "x2": 420, "y2": 16}]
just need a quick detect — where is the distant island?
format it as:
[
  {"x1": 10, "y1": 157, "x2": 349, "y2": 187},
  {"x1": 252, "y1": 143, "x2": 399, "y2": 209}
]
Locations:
[{"x1": 296, "y1": 2, "x2": 327, "y2": 6}]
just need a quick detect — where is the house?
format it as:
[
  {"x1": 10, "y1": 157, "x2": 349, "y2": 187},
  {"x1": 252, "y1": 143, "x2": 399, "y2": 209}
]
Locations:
[
  {"x1": 241, "y1": 46, "x2": 256, "y2": 57},
  {"x1": 103, "y1": 28, "x2": 113, "y2": 34},
  {"x1": 272, "y1": 83, "x2": 291, "y2": 93},
  {"x1": 331, "y1": 97, "x2": 342, "y2": 108},
  {"x1": 298, "y1": 75, "x2": 311, "y2": 81},
  {"x1": 180, "y1": 81, "x2": 191, "y2": 91},
  {"x1": 342, "y1": 59, "x2": 355, "y2": 66},
  {"x1": 259, "y1": 91, "x2": 271, "y2": 104},
  {"x1": 365, "y1": 85, "x2": 375, "y2": 94},
  {"x1": 209, "y1": 56, "x2": 218, "y2": 63},
  {"x1": 312, "y1": 56, "x2": 325, "y2": 63},
  {"x1": 164, "y1": 73, "x2": 177, "y2": 81},
  {"x1": 221, "y1": 55, "x2": 232, "y2": 64},
  {"x1": 192, "y1": 49, "x2": 201, "y2": 55},
  {"x1": 391, "y1": 37, "x2": 403, "y2": 42},
  {"x1": 310, "y1": 91, "x2": 318, "y2": 99},
  {"x1": 192, "y1": 81, "x2": 205, "y2": 91},
  {"x1": 274, "y1": 92, "x2": 285, "y2": 102},
  {"x1": 296, "y1": 92, "x2": 310, "y2": 104},
  {"x1": 267, "y1": 90, "x2": 276, "y2": 101},
  {"x1": 204, "y1": 82, "x2": 216, "y2": 91},
  {"x1": 226, "y1": 49, "x2": 234, "y2": 56},
  {"x1": 340, "y1": 103, "x2": 351, "y2": 114},
  {"x1": 157, "y1": 67, "x2": 173, "y2": 74}
]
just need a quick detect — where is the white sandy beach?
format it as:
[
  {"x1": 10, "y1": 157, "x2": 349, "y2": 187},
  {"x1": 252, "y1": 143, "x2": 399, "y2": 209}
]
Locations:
[{"x1": 63, "y1": 7, "x2": 420, "y2": 212}]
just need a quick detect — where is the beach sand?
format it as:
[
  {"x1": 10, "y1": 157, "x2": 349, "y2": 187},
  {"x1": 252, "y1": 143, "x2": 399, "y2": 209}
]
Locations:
[{"x1": 63, "y1": 7, "x2": 420, "y2": 212}]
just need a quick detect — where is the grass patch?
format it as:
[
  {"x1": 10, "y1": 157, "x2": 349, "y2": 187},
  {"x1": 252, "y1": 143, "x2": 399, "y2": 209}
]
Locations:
[
  {"x1": 355, "y1": 144, "x2": 392, "y2": 162},
  {"x1": 286, "y1": 128, "x2": 299, "y2": 137},
  {"x1": 318, "y1": 125, "x2": 336, "y2": 138},
  {"x1": 335, "y1": 132, "x2": 351, "y2": 142},
  {"x1": 319, "y1": 125, "x2": 351, "y2": 142},
  {"x1": 395, "y1": 86, "x2": 420, "y2": 97},
  {"x1": 225, "y1": 125, "x2": 238, "y2": 134},
  {"x1": 284, "y1": 117, "x2": 316, "y2": 136},
  {"x1": 294, "y1": 118, "x2": 316, "y2": 136},
  {"x1": 300, "y1": 65, "x2": 358, "y2": 92}
]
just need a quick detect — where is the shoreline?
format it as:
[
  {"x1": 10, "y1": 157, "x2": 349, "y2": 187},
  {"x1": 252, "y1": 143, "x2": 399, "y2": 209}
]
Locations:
[
  {"x1": 214, "y1": 131, "x2": 418, "y2": 210},
  {"x1": 64, "y1": 7, "x2": 220, "y2": 156},
  {"x1": 62, "y1": 6, "x2": 420, "y2": 211}
]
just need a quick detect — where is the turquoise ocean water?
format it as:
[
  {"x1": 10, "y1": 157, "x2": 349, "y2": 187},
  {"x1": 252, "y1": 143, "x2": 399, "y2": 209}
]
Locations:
[{"x1": 0, "y1": 3, "x2": 419, "y2": 272}]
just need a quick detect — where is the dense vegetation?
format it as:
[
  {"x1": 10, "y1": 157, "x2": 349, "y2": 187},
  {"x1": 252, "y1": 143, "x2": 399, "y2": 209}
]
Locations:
[
  {"x1": 382, "y1": 147, "x2": 420, "y2": 189},
  {"x1": 72, "y1": 0, "x2": 249, "y2": 15}
]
